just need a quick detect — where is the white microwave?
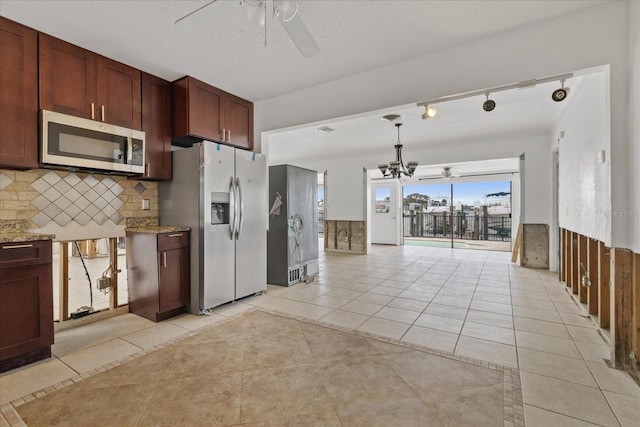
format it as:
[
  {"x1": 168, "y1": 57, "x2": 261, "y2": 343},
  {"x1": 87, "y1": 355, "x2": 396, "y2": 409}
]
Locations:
[{"x1": 41, "y1": 110, "x2": 145, "y2": 174}]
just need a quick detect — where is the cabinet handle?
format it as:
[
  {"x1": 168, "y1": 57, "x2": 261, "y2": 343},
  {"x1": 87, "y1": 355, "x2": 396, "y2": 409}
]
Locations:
[
  {"x1": 2, "y1": 244, "x2": 34, "y2": 250},
  {"x1": 221, "y1": 129, "x2": 226, "y2": 141},
  {"x1": 227, "y1": 130, "x2": 231, "y2": 142},
  {"x1": 101, "y1": 105, "x2": 105, "y2": 122},
  {"x1": 91, "y1": 103, "x2": 95, "y2": 120},
  {"x1": 145, "y1": 162, "x2": 149, "y2": 176},
  {"x1": 162, "y1": 252, "x2": 167, "y2": 268},
  {"x1": 167, "y1": 234, "x2": 182, "y2": 238}
]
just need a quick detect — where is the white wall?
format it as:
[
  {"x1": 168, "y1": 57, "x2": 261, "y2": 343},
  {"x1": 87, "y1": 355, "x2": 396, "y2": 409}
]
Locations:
[
  {"x1": 255, "y1": 1, "x2": 632, "y2": 248},
  {"x1": 554, "y1": 71, "x2": 611, "y2": 245},
  {"x1": 629, "y1": 0, "x2": 640, "y2": 253},
  {"x1": 276, "y1": 131, "x2": 550, "y2": 233}
]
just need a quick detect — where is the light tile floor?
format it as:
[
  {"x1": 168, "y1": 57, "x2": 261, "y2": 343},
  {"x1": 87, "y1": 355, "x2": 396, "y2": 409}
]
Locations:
[{"x1": 2, "y1": 243, "x2": 639, "y2": 426}]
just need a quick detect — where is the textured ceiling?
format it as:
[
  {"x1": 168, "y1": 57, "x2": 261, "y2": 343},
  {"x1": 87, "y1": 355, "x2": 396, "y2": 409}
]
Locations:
[{"x1": 0, "y1": 0, "x2": 609, "y2": 101}]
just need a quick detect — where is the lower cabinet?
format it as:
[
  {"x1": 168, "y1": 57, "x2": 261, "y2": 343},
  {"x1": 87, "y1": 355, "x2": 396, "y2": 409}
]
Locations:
[
  {"x1": 126, "y1": 230, "x2": 190, "y2": 322},
  {"x1": 0, "y1": 240, "x2": 53, "y2": 373}
]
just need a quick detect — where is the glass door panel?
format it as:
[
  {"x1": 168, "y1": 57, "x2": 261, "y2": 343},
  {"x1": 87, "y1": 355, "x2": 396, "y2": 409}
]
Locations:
[
  {"x1": 451, "y1": 181, "x2": 512, "y2": 251},
  {"x1": 403, "y1": 181, "x2": 512, "y2": 251}
]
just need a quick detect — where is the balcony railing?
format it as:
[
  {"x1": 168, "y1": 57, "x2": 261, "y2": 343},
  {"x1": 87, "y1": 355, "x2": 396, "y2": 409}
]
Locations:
[{"x1": 403, "y1": 211, "x2": 511, "y2": 242}]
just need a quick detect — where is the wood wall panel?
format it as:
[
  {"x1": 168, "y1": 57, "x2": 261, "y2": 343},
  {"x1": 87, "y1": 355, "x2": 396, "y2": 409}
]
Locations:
[
  {"x1": 587, "y1": 238, "x2": 599, "y2": 315},
  {"x1": 578, "y1": 234, "x2": 588, "y2": 304},
  {"x1": 598, "y1": 242, "x2": 610, "y2": 329},
  {"x1": 633, "y1": 253, "x2": 640, "y2": 372},
  {"x1": 570, "y1": 232, "x2": 579, "y2": 294},
  {"x1": 611, "y1": 248, "x2": 633, "y2": 369}
]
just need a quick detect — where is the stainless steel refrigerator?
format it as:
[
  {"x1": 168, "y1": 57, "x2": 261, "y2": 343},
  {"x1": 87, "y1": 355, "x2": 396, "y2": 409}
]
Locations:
[
  {"x1": 267, "y1": 164, "x2": 319, "y2": 286},
  {"x1": 159, "y1": 141, "x2": 267, "y2": 314}
]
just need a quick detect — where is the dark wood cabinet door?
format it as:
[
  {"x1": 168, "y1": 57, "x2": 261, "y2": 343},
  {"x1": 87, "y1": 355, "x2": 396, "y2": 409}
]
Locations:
[
  {"x1": 189, "y1": 79, "x2": 223, "y2": 142},
  {"x1": 140, "y1": 73, "x2": 171, "y2": 180},
  {"x1": 0, "y1": 264, "x2": 53, "y2": 362},
  {"x1": 96, "y1": 56, "x2": 141, "y2": 130},
  {"x1": 0, "y1": 239, "x2": 53, "y2": 371},
  {"x1": 158, "y1": 247, "x2": 189, "y2": 313},
  {"x1": 39, "y1": 33, "x2": 97, "y2": 119},
  {"x1": 224, "y1": 95, "x2": 253, "y2": 150},
  {"x1": 0, "y1": 17, "x2": 39, "y2": 169},
  {"x1": 172, "y1": 76, "x2": 223, "y2": 144},
  {"x1": 172, "y1": 76, "x2": 254, "y2": 150}
]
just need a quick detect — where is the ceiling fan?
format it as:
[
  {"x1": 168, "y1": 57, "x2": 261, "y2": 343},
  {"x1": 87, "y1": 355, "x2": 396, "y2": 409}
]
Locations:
[
  {"x1": 418, "y1": 166, "x2": 461, "y2": 181},
  {"x1": 175, "y1": 0, "x2": 320, "y2": 58},
  {"x1": 419, "y1": 166, "x2": 515, "y2": 181}
]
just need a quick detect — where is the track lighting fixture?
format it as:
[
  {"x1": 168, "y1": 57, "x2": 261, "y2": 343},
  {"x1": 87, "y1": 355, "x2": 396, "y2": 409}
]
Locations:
[
  {"x1": 417, "y1": 72, "x2": 574, "y2": 118},
  {"x1": 482, "y1": 94, "x2": 496, "y2": 112},
  {"x1": 422, "y1": 105, "x2": 438, "y2": 119},
  {"x1": 551, "y1": 79, "x2": 570, "y2": 102}
]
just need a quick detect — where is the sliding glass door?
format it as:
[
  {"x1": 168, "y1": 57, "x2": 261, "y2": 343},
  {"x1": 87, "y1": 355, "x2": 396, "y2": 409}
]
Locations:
[{"x1": 403, "y1": 180, "x2": 512, "y2": 251}]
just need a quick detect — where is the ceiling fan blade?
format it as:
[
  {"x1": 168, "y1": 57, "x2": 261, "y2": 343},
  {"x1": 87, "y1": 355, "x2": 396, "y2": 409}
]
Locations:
[
  {"x1": 175, "y1": 0, "x2": 219, "y2": 25},
  {"x1": 277, "y1": 12, "x2": 320, "y2": 58}
]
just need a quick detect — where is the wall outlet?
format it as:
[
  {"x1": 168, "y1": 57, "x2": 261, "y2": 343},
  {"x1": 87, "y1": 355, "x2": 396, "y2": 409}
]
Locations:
[
  {"x1": 142, "y1": 199, "x2": 150, "y2": 210},
  {"x1": 598, "y1": 150, "x2": 606, "y2": 164}
]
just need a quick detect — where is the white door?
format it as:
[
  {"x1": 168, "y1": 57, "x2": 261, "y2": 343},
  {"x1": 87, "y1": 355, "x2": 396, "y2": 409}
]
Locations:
[{"x1": 371, "y1": 182, "x2": 400, "y2": 244}]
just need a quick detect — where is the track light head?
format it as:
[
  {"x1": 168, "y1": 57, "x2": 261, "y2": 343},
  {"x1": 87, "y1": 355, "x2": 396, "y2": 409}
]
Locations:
[
  {"x1": 482, "y1": 94, "x2": 496, "y2": 112},
  {"x1": 552, "y1": 87, "x2": 569, "y2": 102},
  {"x1": 552, "y1": 80, "x2": 570, "y2": 102},
  {"x1": 422, "y1": 105, "x2": 437, "y2": 119}
]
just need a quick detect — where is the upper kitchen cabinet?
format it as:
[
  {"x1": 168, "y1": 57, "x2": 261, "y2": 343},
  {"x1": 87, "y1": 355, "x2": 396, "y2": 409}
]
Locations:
[
  {"x1": 138, "y1": 73, "x2": 172, "y2": 180},
  {"x1": 225, "y1": 94, "x2": 253, "y2": 150},
  {"x1": 0, "y1": 17, "x2": 38, "y2": 169},
  {"x1": 39, "y1": 34, "x2": 141, "y2": 130},
  {"x1": 172, "y1": 76, "x2": 253, "y2": 151}
]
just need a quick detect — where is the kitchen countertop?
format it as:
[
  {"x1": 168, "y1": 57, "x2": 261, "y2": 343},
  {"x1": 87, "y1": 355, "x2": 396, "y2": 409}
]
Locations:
[
  {"x1": 125, "y1": 226, "x2": 190, "y2": 234},
  {"x1": 0, "y1": 232, "x2": 56, "y2": 244}
]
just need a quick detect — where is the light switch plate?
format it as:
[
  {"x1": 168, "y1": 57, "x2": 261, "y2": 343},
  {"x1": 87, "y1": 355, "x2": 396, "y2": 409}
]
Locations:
[{"x1": 142, "y1": 198, "x2": 150, "y2": 210}]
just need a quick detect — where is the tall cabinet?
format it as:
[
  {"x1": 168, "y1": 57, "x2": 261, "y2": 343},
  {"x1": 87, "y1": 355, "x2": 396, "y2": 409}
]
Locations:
[
  {"x1": 139, "y1": 73, "x2": 172, "y2": 180},
  {"x1": 0, "y1": 17, "x2": 38, "y2": 169}
]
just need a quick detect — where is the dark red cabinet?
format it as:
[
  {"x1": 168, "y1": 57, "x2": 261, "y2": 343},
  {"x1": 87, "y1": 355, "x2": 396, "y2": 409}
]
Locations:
[
  {"x1": 39, "y1": 33, "x2": 141, "y2": 130},
  {"x1": 0, "y1": 17, "x2": 38, "y2": 169},
  {"x1": 0, "y1": 240, "x2": 54, "y2": 373},
  {"x1": 126, "y1": 231, "x2": 190, "y2": 322},
  {"x1": 172, "y1": 76, "x2": 253, "y2": 150},
  {"x1": 138, "y1": 73, "x2": 172, "y2": 180}
]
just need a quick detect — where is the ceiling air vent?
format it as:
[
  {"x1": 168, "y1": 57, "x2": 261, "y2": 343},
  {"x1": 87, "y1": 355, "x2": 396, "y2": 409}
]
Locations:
[
  {"x1": 315, "y1": 126, "x2": 335, "y2": 133},
  {"x1": 381, "y1": 114, "x2": 401, "y2": 122}
]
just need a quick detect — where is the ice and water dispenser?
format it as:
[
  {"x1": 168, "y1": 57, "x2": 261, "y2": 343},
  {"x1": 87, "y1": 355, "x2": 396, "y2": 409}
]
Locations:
[{"x1": 210, "y1": 192, "x2": 230, "y2": 225}]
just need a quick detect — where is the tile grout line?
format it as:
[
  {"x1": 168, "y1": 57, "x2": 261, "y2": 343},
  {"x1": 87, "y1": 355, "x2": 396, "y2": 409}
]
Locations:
[{"x1": 3, "y1": 307, "x2": 259, "y2": 427}]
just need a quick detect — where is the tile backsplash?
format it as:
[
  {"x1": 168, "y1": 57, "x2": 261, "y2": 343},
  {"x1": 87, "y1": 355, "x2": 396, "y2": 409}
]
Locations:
[{"x1": 0, "y1": 168, "x2": 157, "y2": 240}]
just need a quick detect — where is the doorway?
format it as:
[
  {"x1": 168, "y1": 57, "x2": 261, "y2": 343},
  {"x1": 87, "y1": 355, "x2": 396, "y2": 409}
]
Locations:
[
  {"x1": 403, "y1": 180, "x2": 512, "y2": 251},
  {"x1": 371, "y1": 181, "x2": 401, "y2": 245}
]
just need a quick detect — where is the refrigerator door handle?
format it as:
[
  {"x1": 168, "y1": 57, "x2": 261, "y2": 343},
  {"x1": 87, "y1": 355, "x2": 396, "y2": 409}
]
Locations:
[
  {"x1": 229, "y1": 176, "x2": 236, "y2": 240},
  {"x1": 236, "y1": 177, "x2": 243, "y2": 239}
]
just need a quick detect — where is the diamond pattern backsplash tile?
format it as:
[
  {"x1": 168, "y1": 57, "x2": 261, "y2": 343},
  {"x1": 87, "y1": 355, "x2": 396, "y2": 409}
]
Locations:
[
  {"x1": 30, "y1": 171, "x2": 125, "y2": 227},
  {"x1": 133, "y1": 183, "x2": 146, "y2": 195},
  {"x1": 0, "y1": 172, "x2": 13, "y2": 190}
]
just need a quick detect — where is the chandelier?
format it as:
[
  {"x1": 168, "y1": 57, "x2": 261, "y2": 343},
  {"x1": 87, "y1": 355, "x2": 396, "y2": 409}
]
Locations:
[{"x1": 378, "y1": 120, "x2": 418, "y2": 179}]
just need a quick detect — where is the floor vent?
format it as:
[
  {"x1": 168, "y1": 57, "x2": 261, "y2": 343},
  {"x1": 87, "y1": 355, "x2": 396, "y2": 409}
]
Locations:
[{"x1": 288, "y1": 268, "x2": 300, "y2": 284}]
